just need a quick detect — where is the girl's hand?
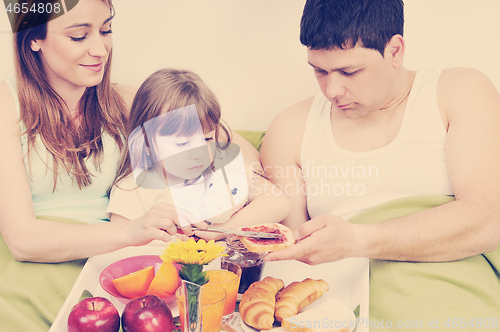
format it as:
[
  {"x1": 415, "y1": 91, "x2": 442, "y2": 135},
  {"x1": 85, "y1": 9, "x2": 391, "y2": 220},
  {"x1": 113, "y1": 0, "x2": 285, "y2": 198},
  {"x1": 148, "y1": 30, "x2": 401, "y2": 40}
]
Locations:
[{"x1": 174, "y1": 205, "x2": 210, "y2": 236}]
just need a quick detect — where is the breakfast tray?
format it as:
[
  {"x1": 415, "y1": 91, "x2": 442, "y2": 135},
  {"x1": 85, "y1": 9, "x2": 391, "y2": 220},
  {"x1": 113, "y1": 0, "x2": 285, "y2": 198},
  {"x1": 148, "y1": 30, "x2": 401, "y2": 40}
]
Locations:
[{"x1": 49, "y1": 243, "x2": 369, "y2": 332}]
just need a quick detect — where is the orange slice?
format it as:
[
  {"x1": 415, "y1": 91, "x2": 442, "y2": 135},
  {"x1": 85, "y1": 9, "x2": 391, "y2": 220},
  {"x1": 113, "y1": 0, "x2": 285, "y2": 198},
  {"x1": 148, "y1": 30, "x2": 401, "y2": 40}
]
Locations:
[
  {"x1": 112, "y1": 266, "x2": 155, "y2": 299},
  {"x1": 146, "y1": 262, "x2": 180, "y2": 298}
]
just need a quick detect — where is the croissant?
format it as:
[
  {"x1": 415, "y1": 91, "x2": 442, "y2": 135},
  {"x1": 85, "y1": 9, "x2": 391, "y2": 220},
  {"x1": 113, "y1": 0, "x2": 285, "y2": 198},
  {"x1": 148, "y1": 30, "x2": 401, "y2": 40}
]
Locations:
[
  {"x1": 239, "y1": 276, "x2": 285, "y2": 330},
  {"x1": 274, "y1": 278, "x2": 329, "y2": 322}
]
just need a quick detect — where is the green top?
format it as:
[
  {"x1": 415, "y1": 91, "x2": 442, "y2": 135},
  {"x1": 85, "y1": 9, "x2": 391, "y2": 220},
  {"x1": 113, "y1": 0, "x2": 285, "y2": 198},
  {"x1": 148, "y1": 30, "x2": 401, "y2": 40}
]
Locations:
[{"x1": 3, "y1": 78, "x2": 121, "y2": 224}]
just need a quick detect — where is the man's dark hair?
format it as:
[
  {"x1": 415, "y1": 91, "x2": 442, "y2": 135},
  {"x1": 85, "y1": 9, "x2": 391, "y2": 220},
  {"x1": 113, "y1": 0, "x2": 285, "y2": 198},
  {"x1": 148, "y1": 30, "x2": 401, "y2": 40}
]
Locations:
[{"x1": 300, "y1": 0, "x2": 404, "y2": 56}]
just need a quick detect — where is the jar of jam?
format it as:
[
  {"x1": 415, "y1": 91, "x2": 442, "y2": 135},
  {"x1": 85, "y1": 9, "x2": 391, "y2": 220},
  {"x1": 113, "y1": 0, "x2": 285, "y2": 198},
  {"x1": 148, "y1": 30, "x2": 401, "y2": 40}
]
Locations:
[{"x1": 221, "y1": 234, "x2": 265, "y2": 294}]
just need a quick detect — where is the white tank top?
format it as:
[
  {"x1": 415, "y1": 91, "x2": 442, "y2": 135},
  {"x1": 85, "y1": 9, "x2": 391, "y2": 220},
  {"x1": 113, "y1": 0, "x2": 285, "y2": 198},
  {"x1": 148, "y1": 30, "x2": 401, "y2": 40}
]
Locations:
[{"x1": 301, "y1": 68, "x2": 453, "y2": 220}]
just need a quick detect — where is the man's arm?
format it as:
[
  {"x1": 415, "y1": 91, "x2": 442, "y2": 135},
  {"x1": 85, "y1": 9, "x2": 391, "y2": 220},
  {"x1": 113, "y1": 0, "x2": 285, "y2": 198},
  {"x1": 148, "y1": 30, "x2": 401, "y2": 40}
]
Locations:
[
  {"x1": 363, "y1": 68, "x2": 500, "y2": 261},
  {"x1": 266, "y1": 68, "x2": 500, "y2": 264},
  {"x1": 260, "y1": 97, "x2": 314, "y2": 231}
]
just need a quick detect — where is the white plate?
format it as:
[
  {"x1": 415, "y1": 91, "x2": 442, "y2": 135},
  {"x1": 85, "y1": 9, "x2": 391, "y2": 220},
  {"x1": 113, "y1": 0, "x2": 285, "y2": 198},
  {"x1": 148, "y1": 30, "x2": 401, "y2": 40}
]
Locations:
[{"x1": 240, "y1": 295, "x2": 356, "y2": 332}]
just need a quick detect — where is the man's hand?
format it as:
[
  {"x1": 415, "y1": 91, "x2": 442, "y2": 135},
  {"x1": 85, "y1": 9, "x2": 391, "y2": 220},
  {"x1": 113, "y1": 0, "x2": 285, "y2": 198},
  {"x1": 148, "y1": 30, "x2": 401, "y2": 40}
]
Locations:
[{"x1": 264, "y1": 215, "x2": 364, "y2": 265}]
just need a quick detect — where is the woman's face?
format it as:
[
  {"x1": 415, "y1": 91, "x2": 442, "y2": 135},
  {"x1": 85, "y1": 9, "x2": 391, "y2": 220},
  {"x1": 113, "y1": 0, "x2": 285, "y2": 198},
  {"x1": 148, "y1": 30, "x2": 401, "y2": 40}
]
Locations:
[{"x1": 30, "y1": 0, "x2": 113, "y2": 93}]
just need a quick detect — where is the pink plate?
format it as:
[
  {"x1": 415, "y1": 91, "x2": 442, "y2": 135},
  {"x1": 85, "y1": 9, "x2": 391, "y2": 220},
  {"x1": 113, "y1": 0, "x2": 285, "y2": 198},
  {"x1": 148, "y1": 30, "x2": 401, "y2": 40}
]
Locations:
[{"x1": 99, "y1": 255, "x2": 181, "y2": 305}]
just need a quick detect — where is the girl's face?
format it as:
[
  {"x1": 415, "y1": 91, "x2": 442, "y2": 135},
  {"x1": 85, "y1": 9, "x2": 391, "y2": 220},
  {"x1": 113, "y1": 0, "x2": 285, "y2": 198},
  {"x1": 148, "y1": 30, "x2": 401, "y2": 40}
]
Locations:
[
  {"x1": 30, "y1": 0, "x2": 113, "y2": 93},
  {"x1": 156, "y1": 130, "x2": 216, "y2": 181}
]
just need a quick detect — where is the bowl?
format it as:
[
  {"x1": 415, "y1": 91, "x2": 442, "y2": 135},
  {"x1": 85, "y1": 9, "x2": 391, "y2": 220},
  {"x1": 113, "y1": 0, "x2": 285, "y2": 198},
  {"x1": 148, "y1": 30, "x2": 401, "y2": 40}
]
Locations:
[{"x1": 99, "y1": 255, "x2": 181, "y2": 305}]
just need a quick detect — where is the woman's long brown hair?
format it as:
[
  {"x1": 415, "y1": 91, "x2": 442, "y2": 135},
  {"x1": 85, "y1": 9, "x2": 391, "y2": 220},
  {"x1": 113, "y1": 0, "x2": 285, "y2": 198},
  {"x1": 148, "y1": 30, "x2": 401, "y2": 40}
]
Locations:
[{"x1": 13, "y1": 0, "x2": 127, "y2": 191}]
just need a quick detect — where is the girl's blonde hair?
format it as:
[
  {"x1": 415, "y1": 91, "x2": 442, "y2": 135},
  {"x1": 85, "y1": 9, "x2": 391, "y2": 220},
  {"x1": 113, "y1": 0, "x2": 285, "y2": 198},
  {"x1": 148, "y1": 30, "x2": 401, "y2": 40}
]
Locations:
[
  {"x1": 112, "y1": 68, "x2": 231, "y2": 189},
  {"x1": 13, "y1": 0, "x2": 127, "y2": 191}
]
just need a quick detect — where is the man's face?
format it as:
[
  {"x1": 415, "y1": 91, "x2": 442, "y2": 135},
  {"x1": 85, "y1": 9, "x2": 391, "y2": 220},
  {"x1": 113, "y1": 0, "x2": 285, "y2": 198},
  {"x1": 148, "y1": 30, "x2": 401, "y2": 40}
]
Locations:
[{"x1": 307, "y1": 43, "x2": 395, "y2": 119}]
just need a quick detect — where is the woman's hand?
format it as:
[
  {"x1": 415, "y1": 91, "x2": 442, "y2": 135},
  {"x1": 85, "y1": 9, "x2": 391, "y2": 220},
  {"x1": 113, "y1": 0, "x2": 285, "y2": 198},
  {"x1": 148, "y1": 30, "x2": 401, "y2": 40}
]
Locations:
[{"x1": 114, "y1": 202, "x2": 208, "y2": 245}]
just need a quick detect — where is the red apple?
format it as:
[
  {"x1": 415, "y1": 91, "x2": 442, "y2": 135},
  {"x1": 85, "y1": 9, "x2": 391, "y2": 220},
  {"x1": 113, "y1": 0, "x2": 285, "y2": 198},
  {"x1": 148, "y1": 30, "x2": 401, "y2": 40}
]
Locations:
[
  {"x1": 122, "y1": 295, "x2": 174, "y2": 332},
  {"x1": 68, "y1": 296, "x2": 120, "y2": 332}
]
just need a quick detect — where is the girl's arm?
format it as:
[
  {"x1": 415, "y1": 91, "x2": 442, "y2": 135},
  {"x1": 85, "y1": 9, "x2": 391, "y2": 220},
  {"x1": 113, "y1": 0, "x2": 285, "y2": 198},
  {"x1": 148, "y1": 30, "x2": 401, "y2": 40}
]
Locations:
[
  {"x1": 194, "y1": 131, "x2": 291, "y2": 240},
  {"x1": 219, "y1": 170, "x2": 292, "y2": 229}
]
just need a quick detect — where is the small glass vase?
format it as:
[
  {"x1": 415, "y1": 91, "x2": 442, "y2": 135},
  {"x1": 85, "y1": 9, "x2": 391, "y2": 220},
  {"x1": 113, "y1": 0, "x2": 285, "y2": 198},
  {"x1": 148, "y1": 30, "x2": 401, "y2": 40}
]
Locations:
[
  {"x1": 180, "y1": 280, "x2": 203, "y2": 332},
  {"x1": 176, "y1": 280, "x2": 227, "y2": 332}
]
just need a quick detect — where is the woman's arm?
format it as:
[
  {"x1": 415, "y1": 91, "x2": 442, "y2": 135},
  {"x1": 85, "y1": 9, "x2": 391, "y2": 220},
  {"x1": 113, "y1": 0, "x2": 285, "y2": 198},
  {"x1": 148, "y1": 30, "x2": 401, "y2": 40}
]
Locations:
[
  {"x1": 0, "y1": 83, "x2": 180, "y2": 263},
  {"x1": 108, "y1": 206, "x2": 197, "y2": 245}
]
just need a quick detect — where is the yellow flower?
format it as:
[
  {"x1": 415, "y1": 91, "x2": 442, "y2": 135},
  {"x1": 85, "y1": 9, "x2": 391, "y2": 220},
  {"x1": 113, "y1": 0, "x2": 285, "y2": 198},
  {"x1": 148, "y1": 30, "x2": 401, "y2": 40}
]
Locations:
[
  {"x1": 161, "y1": 238, "x2": 228, "y2": 285},
  {"x1": 160, "y1": 238, "x2": 227, "y2": 265}
]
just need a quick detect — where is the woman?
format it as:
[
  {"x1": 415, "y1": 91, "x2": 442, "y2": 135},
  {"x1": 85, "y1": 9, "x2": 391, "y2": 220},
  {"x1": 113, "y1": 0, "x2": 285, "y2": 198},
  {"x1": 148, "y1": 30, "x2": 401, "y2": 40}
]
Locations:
[
  {"x1": 0, "y1": 1, "x2": 202, "y2": 330},
  {"x1": 0, "y1": 0, "x2": 201, "y2": 264}
]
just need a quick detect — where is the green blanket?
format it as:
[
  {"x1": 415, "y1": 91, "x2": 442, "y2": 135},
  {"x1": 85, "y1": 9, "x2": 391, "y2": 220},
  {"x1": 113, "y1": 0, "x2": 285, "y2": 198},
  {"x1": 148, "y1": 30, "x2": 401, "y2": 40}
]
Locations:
[
  {"x1": 349, "y1": 195, "x2": 500, "y2": 331},
  {"x1": 2, "y1": 196, "x2": 498, "y2": 331},
  {"x1": 234, "y1": 130, "x2": 266, "y2": 152},
  {"x1": 0, "y1": 216, "x2": 87, "y2": 332}
]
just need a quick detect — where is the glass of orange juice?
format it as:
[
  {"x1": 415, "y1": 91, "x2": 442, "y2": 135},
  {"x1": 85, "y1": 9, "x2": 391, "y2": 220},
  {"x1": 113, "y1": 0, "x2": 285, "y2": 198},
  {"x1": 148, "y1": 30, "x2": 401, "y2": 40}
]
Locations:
[
  {"x1": 175, "y1": 282, "x2": 226, "y2": 332},
  {"x1": 205, "y1": 262, "x2": 242, "y2": 323}
]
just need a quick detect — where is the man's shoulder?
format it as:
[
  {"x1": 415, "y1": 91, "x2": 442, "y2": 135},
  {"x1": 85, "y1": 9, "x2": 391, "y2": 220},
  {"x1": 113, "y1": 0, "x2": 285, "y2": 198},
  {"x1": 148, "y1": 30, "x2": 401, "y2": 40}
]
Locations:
[
  {"x1": 262, "y1": 95, "x2": 317, "y2": 162},
  {"x1": 438, "y1": 67, "x2": 494, "y2": 96},
  {"x1": 439, "y1": 67, "x2": 490, "y2": 86},
  {"x1": 268, "y1": 95, "x2": 315, "y2": 134},
  {"x1": 438, "y1": 67, "x2": 497, "y2": 118}
]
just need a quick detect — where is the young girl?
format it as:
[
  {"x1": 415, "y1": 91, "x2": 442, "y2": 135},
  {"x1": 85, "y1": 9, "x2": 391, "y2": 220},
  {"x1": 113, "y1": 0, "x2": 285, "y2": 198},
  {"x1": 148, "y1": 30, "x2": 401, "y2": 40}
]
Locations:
[{"x1": 107, "y1": 68, "x2": 291, "y2": 239}]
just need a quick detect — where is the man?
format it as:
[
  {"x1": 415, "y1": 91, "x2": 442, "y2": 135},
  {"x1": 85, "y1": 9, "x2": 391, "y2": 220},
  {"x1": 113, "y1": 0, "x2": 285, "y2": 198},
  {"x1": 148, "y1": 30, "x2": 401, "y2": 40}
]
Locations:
[{"x1": 261, "y1": 0, "x2": 500, "y2": 328}]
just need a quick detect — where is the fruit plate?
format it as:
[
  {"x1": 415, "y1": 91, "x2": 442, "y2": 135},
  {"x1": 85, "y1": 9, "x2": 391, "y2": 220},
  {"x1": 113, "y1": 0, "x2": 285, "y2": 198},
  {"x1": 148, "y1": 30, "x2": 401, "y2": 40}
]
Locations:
[
  {"x1": 49, "y1": 244, "x2": 166, "y2": 331},
  {"x1": 240, "y1": 295, "x2": 356, "y2": 332},
  {"x1": 99, "y1": 254, "x2": 181, "y2": 305}
]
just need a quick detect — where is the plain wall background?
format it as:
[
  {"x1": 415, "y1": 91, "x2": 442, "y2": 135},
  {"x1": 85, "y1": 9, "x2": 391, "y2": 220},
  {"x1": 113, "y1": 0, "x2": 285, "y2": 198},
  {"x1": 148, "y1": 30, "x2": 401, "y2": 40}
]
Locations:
[{"x1": 1, "y1": 0, "x2": 500, "y2": 131}]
